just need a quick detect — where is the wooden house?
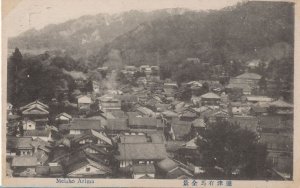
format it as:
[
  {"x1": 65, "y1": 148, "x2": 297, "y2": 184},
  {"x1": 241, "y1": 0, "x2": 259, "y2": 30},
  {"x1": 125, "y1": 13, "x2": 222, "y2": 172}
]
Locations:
[
  {"x1": 116, "y1": 143, "x2": 167, "y2": 168},
  {"x1": 200, "y1": 92, "x2": 221, "y2": 108},
  {"x1": 132, "y1": 164, "x2": 155, "y2": 179},
  {"x1": 55, "y1": 113, "x2": 72, "y2": 124},
  {"x1": 12, "y1": 156, "x2": 38, "y2": 177},
  {"x1": 20, "y1": 101, "x2": 49, "y2": 129},
  {"x1": 77, "y1": 95, "x2": 92, "y2": 111}
]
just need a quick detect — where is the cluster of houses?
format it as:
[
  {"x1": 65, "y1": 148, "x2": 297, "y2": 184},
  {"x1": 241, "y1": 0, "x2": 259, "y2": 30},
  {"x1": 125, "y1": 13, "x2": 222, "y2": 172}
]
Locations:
[{"x1": 6, "y1": 66, "x2": 293, "y2": 180}]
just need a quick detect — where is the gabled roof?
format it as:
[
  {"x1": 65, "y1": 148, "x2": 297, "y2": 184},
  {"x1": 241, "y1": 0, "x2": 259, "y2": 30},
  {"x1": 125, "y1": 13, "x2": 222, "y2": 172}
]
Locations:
[
  {"x1": 20, "y1": 100, "x2": 49, "y2": 111},
  {"x1": 12, "y1": 156, "x2": 38, "y2": 167},
  {"x1": 201, "y1": 92, "x2": 220, "y2": 99},
  {"x1": 56, "y1": 112, "x2": 72, "y2": 120},
  {"x1": 91, "y1": 129, "x2": 112, "y2": 145},
  {"x1": 235, "y1": 72, "x2": 262, "y2": 80},
  {"x1": 116, "y1": 143, "x2": 167, "y2": 160},
  {"x1": 182, "y1": 137, "x2": 199, "y2": 149},
  {"x1": 22, "y1": 105, "x2": 49, "y2": 115},
  {"x1": 64, "y1": 151, "x2": 112, "y2": 175},
  {"x1": 72, "y1": 129, "x2": 112, "y2": 145}
]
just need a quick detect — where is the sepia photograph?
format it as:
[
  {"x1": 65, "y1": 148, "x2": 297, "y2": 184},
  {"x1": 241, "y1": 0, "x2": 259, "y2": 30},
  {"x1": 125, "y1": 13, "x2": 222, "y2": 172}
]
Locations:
[{"x1": 2, "y1": 0, "x2": 298, "y2": 187}]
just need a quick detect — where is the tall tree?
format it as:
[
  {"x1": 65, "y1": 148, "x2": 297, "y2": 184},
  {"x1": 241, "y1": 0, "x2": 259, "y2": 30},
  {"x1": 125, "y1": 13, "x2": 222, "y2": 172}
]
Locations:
[{"x1": 196, "y1": 119, "x2": 268, "y2": 179}]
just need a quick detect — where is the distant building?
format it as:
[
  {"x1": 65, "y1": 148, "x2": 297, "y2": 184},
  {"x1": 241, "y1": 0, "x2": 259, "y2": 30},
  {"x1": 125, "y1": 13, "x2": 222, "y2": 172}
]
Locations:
[
  {"x1": 61, "y1": 118, "x2": 104, "y2": 135},
  {"x1": 12, "y1": 156, "x2": 38, "y2": 177},
  {"x1": 55, "y1": 113, "x2": 72, "y2": 124},
  {"x1": 132, "y1": 164, "x2": 156, "y2": 179},
  {"x1": 20, "y1": 100, "x2": 49, "y2": 130},
  {"x1": 77, "y1": 95, "x2": 92, "y2": 111},
  {"x1": 226, "y1": 72, "x2": 262, "y2": 95},
  {"x1": 116, "y1": 143, "x2": 167, "y2": 168},
  {"x1": 200, "y1": 92, "x2": 221, "y2": 108},
  {"x1": 246, "y1": 59, "x2": 261, "y2": 69},
  {"x1": 230, "y1": 102, "x2": 251, "y2": 115},
  {"x1": 98, "y1": 95, "x2": 121, "y2": 112}
]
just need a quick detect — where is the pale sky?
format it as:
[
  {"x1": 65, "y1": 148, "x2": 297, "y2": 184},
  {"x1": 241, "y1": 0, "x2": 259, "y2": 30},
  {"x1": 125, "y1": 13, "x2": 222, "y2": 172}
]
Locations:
[{"x1": 3, "y1": 0, "x2": 243, "y2": 37}]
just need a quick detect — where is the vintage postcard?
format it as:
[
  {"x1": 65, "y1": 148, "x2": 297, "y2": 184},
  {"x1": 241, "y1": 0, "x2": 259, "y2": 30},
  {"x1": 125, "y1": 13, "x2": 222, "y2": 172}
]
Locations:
[{"x1": 1, "y1": 0, "x2": 299, "y2": 187}]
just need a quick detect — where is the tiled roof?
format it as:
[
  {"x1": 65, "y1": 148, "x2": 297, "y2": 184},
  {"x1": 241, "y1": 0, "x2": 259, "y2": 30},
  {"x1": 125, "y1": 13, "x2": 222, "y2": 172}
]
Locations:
[
  {"x1": 20, "y1": 100, "x2": 49, "y2": 110},
  {"x1": 150, "y1": 134, "x2": 165, "y2": 143},
  {"x1": 24, "y1": 129, "x2": 51, "y2": 137},
  {"x1": 22, "y1": 105, "x2": 49, "y2": 115},
  {"x1": 12, "y1": 156, "x2": 38, "y2": 167},
  {"x1": 72, "y1": 129, "x2": 112, "y2": 145},
  {"x1": 129, "y1": 117, "x2": 162, "y2": 128},
  {"x1": 116, "y1": 143, "x2": 167, "y2": 160},
  {"x1": 120, "y1": 135, "x2": 148, "y2": 144},
  {"x1": 56, "y1": 112, "x2": 72, "y2": 119},
  {"x1": 157, "y1": 158, "x2": 178, "y2": 172},
  {"x1": 69, "y1": 118, "x2": 103, "y2": 130},
  {"x1": 7, "y1": 137, "x2": 33, "y2": 149},
  {"x1": 106, "y1": 118, "x2": 129, "y2": 131},
  {"x1": 132, "y1": 164, "x2": 156, "y2": 174}
]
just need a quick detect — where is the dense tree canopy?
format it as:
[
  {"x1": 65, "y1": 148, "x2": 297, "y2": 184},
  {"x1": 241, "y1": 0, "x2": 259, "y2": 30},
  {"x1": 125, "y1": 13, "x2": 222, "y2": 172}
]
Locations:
[
  {"x1": 7, "y1": 50, "x2": 79, "y2": 107},
  {"x1": 196, "y1": 120, "x2": 268, "y2": 179}
]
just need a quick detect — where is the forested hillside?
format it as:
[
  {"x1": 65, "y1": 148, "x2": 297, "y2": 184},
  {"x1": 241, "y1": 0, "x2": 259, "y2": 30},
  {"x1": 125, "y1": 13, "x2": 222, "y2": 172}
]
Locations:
[
  {"x1": 7, "y1": 1, "x2": 294, "y2": 105},
  {"x1": 8, "y1": 9, "x2": 190, "y2": 58},
  {"x1": 95, "y1": 1, "x2": 293, "y2": 68}
]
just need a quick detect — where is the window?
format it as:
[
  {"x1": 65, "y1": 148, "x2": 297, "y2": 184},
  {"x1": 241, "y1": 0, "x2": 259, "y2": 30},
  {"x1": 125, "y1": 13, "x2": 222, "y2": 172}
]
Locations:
[{"x1": 86, "y1": 167, "x2": 90, "y2": 172}]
